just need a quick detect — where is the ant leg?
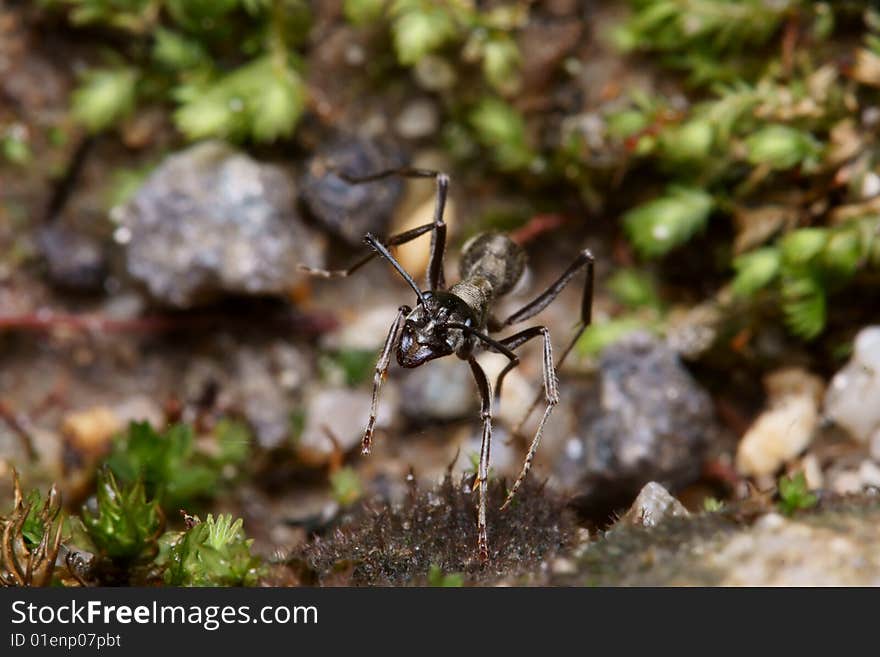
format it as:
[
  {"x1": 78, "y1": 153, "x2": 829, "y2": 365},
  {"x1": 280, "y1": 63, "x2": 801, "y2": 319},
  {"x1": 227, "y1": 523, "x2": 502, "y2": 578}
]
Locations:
[
  {"x1": 468, "y1": 356, "x2": 493, "y2": 563},
  {"x1": 500, "y1": 249, "x2": 594, "y2": 437},
  {"x1": 298, "y1": 222, "x2": 436, "y2": 279},
  {"x1": 328, "y1": 167, "x2": 449, "y2": 291},
  {"x1": 362, "y1": 304, "x2": 411, "y2": 454},
  {"x1": 499, "y1": 248, "x2": 594, "y2": 328},
  {"x1": 489, "y1": 326, "x2": 545, "y2": 400},
  {"x1": 425, "y1": 173, "x2": 448, "y2": 291},
  {"x1": 497, "y1": 327, "x2": 558, "y2": 510}
]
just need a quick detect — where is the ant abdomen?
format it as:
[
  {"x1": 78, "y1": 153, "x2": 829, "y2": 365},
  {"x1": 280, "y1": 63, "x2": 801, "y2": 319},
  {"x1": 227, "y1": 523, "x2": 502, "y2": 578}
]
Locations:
[{"x1": 458, "y1": 232, "x2": 526, "y2": 297}]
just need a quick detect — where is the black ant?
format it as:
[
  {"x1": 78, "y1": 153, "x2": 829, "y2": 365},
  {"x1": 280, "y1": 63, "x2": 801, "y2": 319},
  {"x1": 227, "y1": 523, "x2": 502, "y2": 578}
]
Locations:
[{"x1": 300, "y1": 168, "x2": 594, "y2": 562}]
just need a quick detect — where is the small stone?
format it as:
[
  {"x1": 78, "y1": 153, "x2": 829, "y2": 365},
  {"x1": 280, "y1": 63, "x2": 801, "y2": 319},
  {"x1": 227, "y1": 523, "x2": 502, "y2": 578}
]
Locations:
[
  {"x1": 736, "y1": 368, "x2": 824, "y2": 478},
  {"x1": 62, "y1": 407, "x2": 121, "y2": 457},
  {"x1": 754, "y1": 512, "x2": 786, "y2": 531},
  {"x1": 300, "y1": 137, "x2": 404, "y2": 246},
  {"x1": 555, "y1": 332, "x2": 717, "y2": 516},
  {"x1": 859, "y1": 460, "x2": 880, "y2": 489},
  {"x1": 323, "y1": 304, "x2": 403, "y2": 352},
  {"x1": 413, "y1": 55, "x2": 457, "y2": 91},
  {"x1": 394, "y1": 99, "x2": 440, "y2": 139},
  {"x1": 824, "y1": 326, "x2": 880, "y2": 443},
  {"x1": 801, "y1": 453, "x2": 824, "y2": 490},
  {"x1": 112, "y1": 396, "x2": 164, "y2": 428},
  {"x1": 297, "y1": 387, "x2": 397, "y2": 466},
  {"x1": 37, "y1": 224, "x2": 106, "y2": 293},
  {"x1": 617, "y1": 482, "x2": 690, "y2": 529},
  {"x1": 551, "y1": 557, "x2": 577, "y2": 575},
  {"x1": 870, "y1": 430, "x2": 880, "y2": 462},
  {"x1": 831, "y1": 470, "x2": 863, "y2": 495},
  {"x1": 236, "y1": 346, "x2": 293, "y2": 450},
  {"x1": 120, "y1": 141, "x2": 324, "y2": 307}
]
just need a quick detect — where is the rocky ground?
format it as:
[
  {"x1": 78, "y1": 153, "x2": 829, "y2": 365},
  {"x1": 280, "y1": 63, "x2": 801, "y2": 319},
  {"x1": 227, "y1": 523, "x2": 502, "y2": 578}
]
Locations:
[{"x1": 3, "y1": 2, "x2": 880, "y2": 586}]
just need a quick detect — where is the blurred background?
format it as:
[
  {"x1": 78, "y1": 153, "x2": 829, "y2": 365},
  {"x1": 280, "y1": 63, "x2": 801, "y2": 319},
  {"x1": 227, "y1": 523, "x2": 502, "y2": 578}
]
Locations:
[{"x1": 2, "y1": 0, "x2": 880, "y2": 585}]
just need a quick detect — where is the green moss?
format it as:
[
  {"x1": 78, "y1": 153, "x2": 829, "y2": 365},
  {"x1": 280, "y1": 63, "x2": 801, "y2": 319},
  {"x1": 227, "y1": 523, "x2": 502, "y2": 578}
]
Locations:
[
  {"x1": 163, "y1": 514, "x2": 263, "y2": 586},
  {"x1": 777, "y1": 472, "x2": 818, "y2": 516},
  {"x1": 329, "y1": 467, "x2": 363, "y2": 506},
  {"x1": 299, "y1": 474, "x2": 575, "y2": 586},
  {"x1": 82, "y1": 469, "x2": 163, "y2": 563},
  {"x1": 427, "y1": 564, "x2": 464, "y2": 587},
  {"x1": 105, "y1": 421, "x2": 248, "y2": 512},
  {"x1": 623, "y1": 186, "x2": 714, "y2": 257}
]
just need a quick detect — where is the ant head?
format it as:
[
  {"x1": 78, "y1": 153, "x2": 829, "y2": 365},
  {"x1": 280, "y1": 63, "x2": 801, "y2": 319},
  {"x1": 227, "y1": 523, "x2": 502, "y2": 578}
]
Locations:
[{"x1": 397, "y1": 292, "x2": 473, "y2": 368}]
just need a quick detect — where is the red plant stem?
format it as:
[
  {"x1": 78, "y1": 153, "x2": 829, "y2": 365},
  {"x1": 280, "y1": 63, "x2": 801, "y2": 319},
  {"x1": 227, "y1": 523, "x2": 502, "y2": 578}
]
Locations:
[
  {"x1": 510, "y1": 213, "x2": 569, "y2": 245},
  {"x1": 0, "y1": 310, "x2": 338, "y2": 335}
]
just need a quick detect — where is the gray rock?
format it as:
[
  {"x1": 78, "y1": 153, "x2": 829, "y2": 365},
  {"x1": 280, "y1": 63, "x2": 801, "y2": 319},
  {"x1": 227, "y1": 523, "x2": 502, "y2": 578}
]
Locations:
[
  {"x1": 824, "y1": 326, "x2": 880, "y2": 444},
  {"x1": 550, "y1": 499, "x2": 880, "y2": 586},
  {"x1": 235, "y1": 346, "x2": 295, "y2": 450},
  {"x1": 297, "y1": 386, "x2": 396, "y2": 465},
  {"x1": 179, "y1": 339, "x2": 309, "y2": 450},
  {"x1": 38, "y1": 224, "x2": 106, "y2": 293},
  {"x1": 615, "y1": 482, "x2": 689, "y2": 529},
  {"x1": 120, "y1": 141, "x2": 324, "y2": 307},
  {"x1": 555, "y1": 332, "x2": 716, "y2": 516},
  {"x1": 300, "y1": 137, "x2": 404, "y2": 246}
]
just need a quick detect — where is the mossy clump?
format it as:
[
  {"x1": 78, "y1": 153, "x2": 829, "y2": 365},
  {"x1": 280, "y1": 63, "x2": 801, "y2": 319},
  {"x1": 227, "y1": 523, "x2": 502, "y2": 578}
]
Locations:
[
  {"x1": 297, "y1": 473, "x2": 576, "y2": 586},
  {"x1": 161, "y1": 514, "x2": 264, "y2": 587},
  {"x1": 0, "y1": 471, "x2": 64, "y2": 587},
  {"x1": 81, "y1": 469, "x2": 164, "y2": 564},
  {"x1": 104, "y1": 420, "x2": 250, "y2": 512}
]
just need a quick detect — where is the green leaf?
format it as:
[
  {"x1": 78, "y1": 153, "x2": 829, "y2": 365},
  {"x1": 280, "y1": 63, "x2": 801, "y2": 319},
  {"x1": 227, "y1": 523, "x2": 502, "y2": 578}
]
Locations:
[
  {"x1": 174, "y1": 57, "x2": 305, "y2": 143},
  {"x1": 623, "y1": 186, "x2": 714, "y2": 257},
  {"x1": 214, "y1": 419, "x2": 252, "y2": 466},
  {"x1": 2, "y1": 132, "x2": 32, "y2": 166},
  {"x1": 330, "y1": 467, "x2": 363, "y2": 506},
  {"x1": 777, "y1": 472, "x2": 817, "y2": 515},
  {"x1": 106, "y1": 422, "x2": 219, "y2": 510},
  {"x1": 780, "y1": 228, "x2": 829, "y2": 266},
  {"x1": 152, "y1": 28, "x2": 208, "y2": 70},
  {"x1": 731, "y1": 247, "x2": 781, "y2": 297},
  {"x1": 606, "y1": 108, "x2": 650, "y2": 140},
  {"x1": 344, "y1": 0, "x2": 386, "y2": 25},
  {"x1": 391, "y1": 2, "x2": 458, "y2": 65},
  {"x1": 606, "y1": 269, "x2": 662, "y2": 309},
  {"x1": 71, "y1": 68, "x2": 138, "y2": 133},
  {"x1": 21, "y1": 490, "x2": 49, "y2": 548},
  {"x1": 660, "y1": 118, "x2": 714, "y2": 162},
  {"x1": 482, "y1": 36, "x2": 520, "y2": 94},
  {"x1": 781, "y1": 272, "x2": 827, "y2": 339},
  {"x1": 745, "y1": 125, "x2": 822, "y2": 170},
  {"x1": 165, "y1": 0, "x2": 239, "y2": 31},
  {"x1": 822, "y1": 229, "x2": 861, "y2": 279},
  {"x1": 469, "y1": 97, "x2": 532, "y2": 170},
  {"x1": 577, "y1": 316, "x2": 654, "y2": 357},
  {"x1": 250, "y1": 66, "x2": 307, "y2": 141}
]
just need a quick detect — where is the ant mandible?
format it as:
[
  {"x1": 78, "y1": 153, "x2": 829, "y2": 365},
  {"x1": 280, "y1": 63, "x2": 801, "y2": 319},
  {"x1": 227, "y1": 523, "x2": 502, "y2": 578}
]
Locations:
[{"x1": 300, "y1": 167, "x2": 594, "y2": 563}]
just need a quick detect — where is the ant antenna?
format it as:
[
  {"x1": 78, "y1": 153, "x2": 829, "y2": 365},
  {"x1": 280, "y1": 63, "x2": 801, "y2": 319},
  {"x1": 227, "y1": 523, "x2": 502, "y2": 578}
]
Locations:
[{"x1": 364, "y1": 233, "x2": 429, "y2": 308}]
